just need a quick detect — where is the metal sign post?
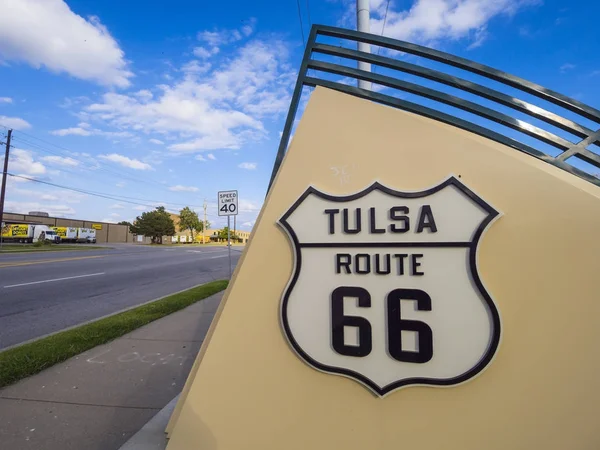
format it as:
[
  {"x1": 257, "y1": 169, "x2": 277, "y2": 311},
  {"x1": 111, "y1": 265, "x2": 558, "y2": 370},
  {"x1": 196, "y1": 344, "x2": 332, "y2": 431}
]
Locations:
[
  {"x1": 218, "y1": 190, "x2": 238, "y2": 279},
  {"x1": 227, "y1": 216, "x2": 231, "y2": 278}
]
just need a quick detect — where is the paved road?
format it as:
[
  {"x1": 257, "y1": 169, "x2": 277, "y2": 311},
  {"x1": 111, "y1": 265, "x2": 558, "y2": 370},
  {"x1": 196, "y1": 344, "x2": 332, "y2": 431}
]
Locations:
[{"x1": 0, "y1": 244, "x2": 242, "y2": 350}]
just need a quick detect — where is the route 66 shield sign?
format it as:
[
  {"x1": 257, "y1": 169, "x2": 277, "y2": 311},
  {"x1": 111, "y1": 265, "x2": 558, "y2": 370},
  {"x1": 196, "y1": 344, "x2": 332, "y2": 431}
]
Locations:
[{"x1": 278, "y1": 176, "x2": 501, "y2": 397}]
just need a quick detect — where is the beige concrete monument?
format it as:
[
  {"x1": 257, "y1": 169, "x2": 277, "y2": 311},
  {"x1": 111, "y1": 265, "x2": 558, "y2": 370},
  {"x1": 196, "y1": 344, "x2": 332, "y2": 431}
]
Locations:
[{"x1": 166, "y1": 85, "x2": 600, "y2": 449}]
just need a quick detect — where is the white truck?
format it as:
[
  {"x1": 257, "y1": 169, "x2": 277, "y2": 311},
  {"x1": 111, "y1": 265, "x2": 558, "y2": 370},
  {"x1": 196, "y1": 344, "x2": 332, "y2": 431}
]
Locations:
[
  {"x1": 37, "y1": 226, "x2": 61, "y2": 243},
  {"x1": 52, "y1": 227, "x2": 79, "y2": 243},
  {"x1": 77, "y1": 228, "x2": 97, "y2": 244}
]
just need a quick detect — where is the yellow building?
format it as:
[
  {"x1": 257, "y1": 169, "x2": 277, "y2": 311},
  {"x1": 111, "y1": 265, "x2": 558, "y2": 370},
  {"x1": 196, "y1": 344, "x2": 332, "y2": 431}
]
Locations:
[
  {"x1": 168, "y1": 214, "x2": 251, "y2": 244},
  {"x1": 205, "y1": 228, "x2": 251, "y2": 244}
]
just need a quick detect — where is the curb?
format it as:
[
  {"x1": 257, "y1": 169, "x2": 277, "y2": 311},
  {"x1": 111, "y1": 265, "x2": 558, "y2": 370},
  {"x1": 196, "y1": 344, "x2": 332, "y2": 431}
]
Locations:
[
  {"x1": 0, "y1": 281, "x2": 216, "y2": 354},
  {"x1": 118, "y1": 394, "x2": 180, "y2": 450}
]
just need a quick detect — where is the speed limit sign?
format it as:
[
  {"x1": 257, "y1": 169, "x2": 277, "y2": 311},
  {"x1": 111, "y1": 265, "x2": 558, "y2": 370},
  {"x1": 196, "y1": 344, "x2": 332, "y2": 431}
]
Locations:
[{"x1": 218, "y1": 190, "x2": 238, "y2": 216}]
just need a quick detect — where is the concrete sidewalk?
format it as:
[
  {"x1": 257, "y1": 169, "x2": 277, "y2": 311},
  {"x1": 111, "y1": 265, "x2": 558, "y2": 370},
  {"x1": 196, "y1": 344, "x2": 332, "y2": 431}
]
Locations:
[{"x1": 0, "y1": 291, "x2": 222, "y2": 450}]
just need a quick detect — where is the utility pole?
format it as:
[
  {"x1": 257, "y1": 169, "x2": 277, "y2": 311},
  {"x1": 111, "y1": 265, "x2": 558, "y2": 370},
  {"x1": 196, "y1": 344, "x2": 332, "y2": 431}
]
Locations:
[
  {"x1": 0, "y1": 129, "x2": 12, "y2": 250},
  {"x1": 357, "y1": 0, "x2": 372, "y2": 91},
  {"x1": 203, "y1": 199, "x2": 207, "y2": 244}
]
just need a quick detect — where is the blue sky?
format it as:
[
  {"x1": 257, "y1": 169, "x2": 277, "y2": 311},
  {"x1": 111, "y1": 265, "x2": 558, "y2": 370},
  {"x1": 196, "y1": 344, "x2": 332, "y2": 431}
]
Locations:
[{"x1": 0, "y1": 0, "x2": 599, "y2": 230}]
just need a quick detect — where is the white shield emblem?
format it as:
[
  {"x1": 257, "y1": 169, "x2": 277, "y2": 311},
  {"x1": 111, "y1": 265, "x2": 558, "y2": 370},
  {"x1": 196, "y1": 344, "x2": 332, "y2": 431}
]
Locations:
[{"x1": 278, "y1": 176, "x2": 501, "y2": 397}]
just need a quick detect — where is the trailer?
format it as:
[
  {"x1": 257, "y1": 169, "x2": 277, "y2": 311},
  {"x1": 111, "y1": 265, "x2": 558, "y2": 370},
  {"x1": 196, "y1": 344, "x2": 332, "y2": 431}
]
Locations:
[
  {"x1": 52, "y1": 227, "x2": 79, "y2": 243},
  {"x1": 1, "y1": 224, "x2": 60, "y2": 243}
]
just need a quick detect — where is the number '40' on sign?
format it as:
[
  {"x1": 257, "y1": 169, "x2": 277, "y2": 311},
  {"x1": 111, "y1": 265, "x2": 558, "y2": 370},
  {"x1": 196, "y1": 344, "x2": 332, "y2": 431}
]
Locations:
[{"x1": 217, "y1": 190, "x2": 238, "y2": 216}]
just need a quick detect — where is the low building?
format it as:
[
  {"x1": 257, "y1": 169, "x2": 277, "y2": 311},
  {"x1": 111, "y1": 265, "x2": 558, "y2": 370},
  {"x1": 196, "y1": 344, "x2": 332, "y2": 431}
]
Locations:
[
  {"x1": 204, "y1": 229, "x2": 251, "y2": 243},
  {"x1": 2, "y1": 211, "x2": 252, "y2": 245},
  {"x1": 3, "y1": 212, "x2": 134, "y2": 244},
  {"x1": 168, "y1": 213, "x2": 251, "y2": 244}
]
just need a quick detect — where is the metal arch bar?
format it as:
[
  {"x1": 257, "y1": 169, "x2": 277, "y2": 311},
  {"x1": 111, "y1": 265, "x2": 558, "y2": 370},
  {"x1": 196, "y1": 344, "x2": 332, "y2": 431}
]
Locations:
[
  {"x1": 312, "y1": 43, "x2": 597, "y2": 144},
  {"x1": 267, "y1": 25, "x2": 600, "y2": 196},
  {"x1": 315, "y1": 25, "x2": 600, "y2": 123},
  {"x1": 557, "y1": 129, "x2": 600, "y2": 162},
  {"x1": 304, "y1": 77, "x2": 600, "y2": 187},
  {"x1": 573, "y1": 148, "x2": 600, "y2": 167},
  {"x1": 308, "y1": 60, "x2": 574, "y2": 151},
  {"x1": 267, "y1": 27, "x2": 317, "y2": 193}
]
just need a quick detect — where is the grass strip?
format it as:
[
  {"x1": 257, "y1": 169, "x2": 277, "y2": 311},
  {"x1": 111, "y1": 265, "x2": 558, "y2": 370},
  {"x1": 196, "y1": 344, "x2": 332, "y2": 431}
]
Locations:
[
  {"x1": 0, "y1": 245, "x2": 112, "y2": 253},
  {"x1": 0, "y1": 279, "x2": 228, "y2": 388}
]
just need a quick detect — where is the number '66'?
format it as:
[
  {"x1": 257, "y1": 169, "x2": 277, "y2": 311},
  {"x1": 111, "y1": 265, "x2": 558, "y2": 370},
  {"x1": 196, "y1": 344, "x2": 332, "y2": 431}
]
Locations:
[{"x1": 331, "y1": 287, "x2": 433, "y2": 363}]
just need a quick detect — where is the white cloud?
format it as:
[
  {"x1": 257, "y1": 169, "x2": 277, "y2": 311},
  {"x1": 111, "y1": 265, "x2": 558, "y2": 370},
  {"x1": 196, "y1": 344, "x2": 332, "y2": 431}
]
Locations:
[
  {"x1": 133, "y1": 205, "x2": 148, "y2": 211},
  {"x1": 50, "y1": 125, "x2": 133, "y2": 139},
  {"x1": 99, "y1": 153, "x2": 153, "y2": 170},
  {"x1": 116, "y1": 181, "x2": 126, "y2": 188},
  {"x1": 169, "y1": 185, "x2": 199, "y2": 192},
  {"x1": 197, "y1": 27, "x2": 245, "y2": 47},
  {"x1": 2, "y1": 148, "x2": 46, "y2": 175},
  {"x1": 0, "y1": 0, "x2": 133, "y2": 87},
  {"x1": 101, "y1": 217, "x2": 117, "y2": 223},
  {"x1": 0, "y1": 115, "x2": 31, "y2": 130},
  {"x1": 50, "y1": 127, "x2": 92, "y2": 136},
  {"x1": 232, "y1": 198, "x2": 262, "y2": 231},
  {"x1": 63, "y1": 192, "x2": 87, "y2": 204},
  {"x1": 560, "y1": 63, "x2": 576, "y2": 73},
  {"x1": 193, "y1": 46, "x2": 219, "y2": 59},
  {"x1": 110, "y1": 212, "x2": 120, "y2": 218},
  {"x1": 134, "y1": 89, "x2": 153, "y2": 101},
  {"x1": 238, "y1": 162, "x2": 257, "y2": 170},
  {"x1": 59, "y1": 96, "x2": 90, "y2": 109},
  {"x1": 181, "y1": 60, "x2": 211, "y2": 75},
  {"x1": 241, "y1": 19, "x2": 257, "y2": 37},
  {"x1": 82, "y1": 35, "x2": 295, "y2": 154},
  {"x1": 207, "y1": 153, "x2": 216, "y2": 160},
  {"x1": 5, "y1": 200, "x2": 75, "y2": 217},
  {"x1": 149, "y1": 138, "x2": 164, "y2": 145},
  {"x1": 238, "y1": 199, "x2": 261, "y2": 212},
  {"x1": 195, "y1": 155, "x2": 207, "y2": 162},
  {"x1": 110, "y1": 203, "x2": 125, "y2": 209},
  {"x1": 0, "y1": 97, "x2": 12, "y2": 104},
  {"x1": 41, "y1": 155, "x2": 80, "y2": 167},
  {"x1": 347, "y1": 0, "x2": 540, "y2": 48}
]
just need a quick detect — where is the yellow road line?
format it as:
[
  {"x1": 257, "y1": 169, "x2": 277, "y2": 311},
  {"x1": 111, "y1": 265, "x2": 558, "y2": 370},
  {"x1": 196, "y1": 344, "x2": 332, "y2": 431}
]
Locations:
[{"x1": 0, "y1": 255, "x2": 107, "y2": 269}]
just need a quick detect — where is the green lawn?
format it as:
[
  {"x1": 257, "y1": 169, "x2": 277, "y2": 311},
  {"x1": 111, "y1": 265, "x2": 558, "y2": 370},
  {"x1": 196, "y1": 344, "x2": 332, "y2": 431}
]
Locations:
[
  {"x1": 0, "y1": 279, "x2": 228, "y2": 388},
  {"x1": 0, "y1": 244, "x2": 111, "y2": 253}
]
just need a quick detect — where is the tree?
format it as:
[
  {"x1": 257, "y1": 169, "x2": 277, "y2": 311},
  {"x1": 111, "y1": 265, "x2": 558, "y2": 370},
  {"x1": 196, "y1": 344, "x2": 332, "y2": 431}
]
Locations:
[
  {"x1": 179, "y1": 207, "x2": 202, "y2": 240},
  {"x1": 132, "y1": 206, "x2": 175, "y2": 244},
  {"x1": 218, "y1": 226, "x2": 239, "y2": 242}
]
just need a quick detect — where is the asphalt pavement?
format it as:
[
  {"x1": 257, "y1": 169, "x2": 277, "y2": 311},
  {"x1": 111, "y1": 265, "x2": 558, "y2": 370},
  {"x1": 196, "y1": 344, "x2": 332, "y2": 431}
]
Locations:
[{"x1": 0, "y1": 244, "x2": 242, "y2": 350}]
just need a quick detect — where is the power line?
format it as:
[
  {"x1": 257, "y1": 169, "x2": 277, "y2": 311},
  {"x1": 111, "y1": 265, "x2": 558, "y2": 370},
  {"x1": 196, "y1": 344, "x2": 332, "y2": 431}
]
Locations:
[
  {"x1": 6, "y1": 128, "x2": 170, "y2": 190},
  {"x1": 5, "y1": 173, "x2": 224, "y2": 219},
  {"x1": 13, "y1": 135, "x2": 173, "y2": 191},
  {"x1": 376, "y1": 0, "x2": 391, "y2": 56},
  {"x1": 1, "y1": 127, "x2": 216, "y2": 201},
  {"x1": 296, "y1": 0, "x2": 306, "y2": 46},
  {"x1": 11, "y1": 135, "x2": 168, "y2": 190},
  {"x1": 7, "y1": 173, "x2": 165, "y2": 208},
  {"x1": 306, "y1": 0, "x2": 312, "y2": 28}
]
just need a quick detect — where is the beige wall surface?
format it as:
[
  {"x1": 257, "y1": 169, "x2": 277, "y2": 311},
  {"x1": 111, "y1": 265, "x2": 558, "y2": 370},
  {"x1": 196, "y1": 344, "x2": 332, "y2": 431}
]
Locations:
[
  {"x1": 107, "y1": 223, "x2": 127, "y2": 243},
  {"x1": 167, "y1": 86, "x2": 600, "y2": 450}
]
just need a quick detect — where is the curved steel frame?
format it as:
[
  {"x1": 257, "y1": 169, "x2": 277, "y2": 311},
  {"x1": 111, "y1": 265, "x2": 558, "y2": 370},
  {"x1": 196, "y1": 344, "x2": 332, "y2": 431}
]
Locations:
[{"x1": 268, "y1": 25, "x2": 600, "y2": 192}]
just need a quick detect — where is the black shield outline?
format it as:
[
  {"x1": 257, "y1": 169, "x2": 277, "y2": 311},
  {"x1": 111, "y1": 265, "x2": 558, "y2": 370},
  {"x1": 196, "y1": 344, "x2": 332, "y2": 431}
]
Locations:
[{"x1": 277, "y1": 176, "x2": 501, "y2": 397}]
